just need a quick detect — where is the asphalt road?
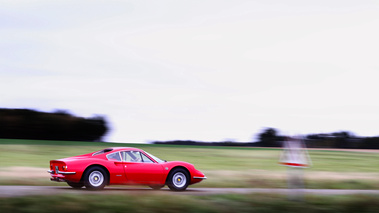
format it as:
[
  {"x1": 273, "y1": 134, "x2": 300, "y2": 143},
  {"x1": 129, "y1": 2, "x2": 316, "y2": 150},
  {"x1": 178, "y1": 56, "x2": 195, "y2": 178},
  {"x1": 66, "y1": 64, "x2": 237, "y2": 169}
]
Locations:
[{"x1": 1, "y1": 186, "x2": 379, "y2": 197}]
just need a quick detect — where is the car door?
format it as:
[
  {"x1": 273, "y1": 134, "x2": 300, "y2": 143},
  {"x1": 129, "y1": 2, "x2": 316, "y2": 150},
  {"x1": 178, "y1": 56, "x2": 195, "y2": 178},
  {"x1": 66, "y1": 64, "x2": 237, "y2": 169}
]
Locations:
[
  {"x1": 121, "y1": 151, "x2": 165, "y2": 184},
  {"x1": 105, "y1": 151, "x2": 128, "y2": 184}
]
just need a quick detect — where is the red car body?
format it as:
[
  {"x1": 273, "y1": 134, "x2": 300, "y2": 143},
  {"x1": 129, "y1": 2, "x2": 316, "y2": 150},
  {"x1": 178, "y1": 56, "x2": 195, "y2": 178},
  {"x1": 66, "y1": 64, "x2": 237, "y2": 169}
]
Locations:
[{"x1": 48, "y1": 147, "x2": 206, "y2": 191}]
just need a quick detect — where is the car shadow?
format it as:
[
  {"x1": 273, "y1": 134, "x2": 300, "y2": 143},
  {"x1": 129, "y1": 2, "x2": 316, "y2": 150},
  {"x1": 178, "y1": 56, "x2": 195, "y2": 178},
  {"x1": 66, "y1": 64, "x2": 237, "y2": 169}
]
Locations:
[{"x1": 54, "y1": 186, "x2": 204, "y2": 193}]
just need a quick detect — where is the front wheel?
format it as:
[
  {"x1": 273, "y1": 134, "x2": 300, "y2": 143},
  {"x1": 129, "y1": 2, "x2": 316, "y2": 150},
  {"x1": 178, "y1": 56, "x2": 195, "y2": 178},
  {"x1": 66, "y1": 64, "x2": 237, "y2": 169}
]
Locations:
[
  {"x1": 83, "y1": 166, "x2": 108, "y2": 190},
  {"x1": 167, "y1": 168, "x2": 189, "y2": 191}
]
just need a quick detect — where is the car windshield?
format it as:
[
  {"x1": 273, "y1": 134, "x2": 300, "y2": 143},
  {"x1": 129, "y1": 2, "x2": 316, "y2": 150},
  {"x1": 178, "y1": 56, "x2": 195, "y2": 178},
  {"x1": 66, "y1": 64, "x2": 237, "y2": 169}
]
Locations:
[{"x1": 144, "y1": 151, "x2": 165, "y2": 163}]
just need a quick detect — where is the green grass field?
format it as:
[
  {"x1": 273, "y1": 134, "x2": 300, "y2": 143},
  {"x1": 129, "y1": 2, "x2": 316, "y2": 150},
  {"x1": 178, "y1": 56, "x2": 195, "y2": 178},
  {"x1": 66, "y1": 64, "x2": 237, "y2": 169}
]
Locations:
[
  {"x1": 1, "y1": 139, "x2": 379, "y2": 189},
  {"x1": 1, "y1": 139, "x2": 379, "y2": 213}
]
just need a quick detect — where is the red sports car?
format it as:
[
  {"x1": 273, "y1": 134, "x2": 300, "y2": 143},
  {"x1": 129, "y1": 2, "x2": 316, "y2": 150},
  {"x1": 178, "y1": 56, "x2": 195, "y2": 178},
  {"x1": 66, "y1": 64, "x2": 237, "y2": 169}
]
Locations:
[{"x1": 48, "y1": 147, "x2": 206, "y2": 191}]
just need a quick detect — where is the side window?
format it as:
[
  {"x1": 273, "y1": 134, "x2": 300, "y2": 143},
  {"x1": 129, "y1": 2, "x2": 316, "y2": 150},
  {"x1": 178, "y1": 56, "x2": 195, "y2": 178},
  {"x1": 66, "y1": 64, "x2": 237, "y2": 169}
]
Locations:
[
  {"x1": 107, "y1": 152, "x2": 121, "y2": 161},
  {"x1": 122, "y1": 151, "x2": 142, "y2": 162},
  {"x1": 121, "y1": 151, "x2": 154, "y2": 163},
  {"x1": 141, "y1": 153, "x2": 154, "y2": 163}
]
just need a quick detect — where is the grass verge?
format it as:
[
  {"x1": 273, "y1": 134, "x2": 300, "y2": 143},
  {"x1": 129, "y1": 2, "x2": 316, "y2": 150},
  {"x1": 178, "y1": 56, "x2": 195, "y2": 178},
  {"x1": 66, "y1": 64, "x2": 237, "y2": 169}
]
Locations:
[{"x1": 1, "y1": 193, "x2": 379, "y2": 213}]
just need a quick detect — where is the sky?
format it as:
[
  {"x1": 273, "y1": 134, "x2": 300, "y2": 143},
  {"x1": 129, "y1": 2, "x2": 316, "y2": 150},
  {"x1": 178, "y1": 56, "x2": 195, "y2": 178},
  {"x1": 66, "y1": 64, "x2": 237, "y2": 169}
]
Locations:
[{"x1": 1, "y1": 0, "x2": 379, "y2": 143}]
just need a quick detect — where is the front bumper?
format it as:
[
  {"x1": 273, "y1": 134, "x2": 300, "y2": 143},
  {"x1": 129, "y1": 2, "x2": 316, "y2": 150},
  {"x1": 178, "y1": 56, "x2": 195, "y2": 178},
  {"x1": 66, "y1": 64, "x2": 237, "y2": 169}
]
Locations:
[{"x1": 193, "y1": 176, "x2": 207, "y2": 179}]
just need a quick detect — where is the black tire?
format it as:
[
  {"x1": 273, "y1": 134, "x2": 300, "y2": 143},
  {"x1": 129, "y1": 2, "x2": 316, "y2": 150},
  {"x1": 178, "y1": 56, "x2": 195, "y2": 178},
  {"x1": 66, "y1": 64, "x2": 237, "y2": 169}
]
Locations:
[
  {"x1": 83, "y1": 166, "x2": 108, "y2": 190},
  {"x1": 167, "y1": 168, "x2": 189, "y2": 191},
  {"x1": 149, "y1": 185, "x2": 165, "y2": 190},
  {"x1": 67, "y1": 181, "x2": 84, "y2": 189}
]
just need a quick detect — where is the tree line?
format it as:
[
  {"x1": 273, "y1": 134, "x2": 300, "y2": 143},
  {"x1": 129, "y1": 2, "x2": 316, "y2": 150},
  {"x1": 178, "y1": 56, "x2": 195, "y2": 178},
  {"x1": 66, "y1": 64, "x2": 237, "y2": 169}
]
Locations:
[
  {"x1": 256, "y1": 128, "x2": 379, "y2": 149},
  {"x1": 0, "y1": 108, "x2": 108, "y2": 141},
  {"x1": 2, "y1": 108, "x2": 378, "y2": 149},
  {"x1": 154, "y1": 128, "x2": 379, "y2": 149}
]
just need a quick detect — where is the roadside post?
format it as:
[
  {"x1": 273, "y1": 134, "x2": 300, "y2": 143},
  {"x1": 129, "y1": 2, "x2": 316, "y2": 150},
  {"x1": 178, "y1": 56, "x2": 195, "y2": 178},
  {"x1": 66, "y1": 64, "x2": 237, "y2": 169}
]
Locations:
[{"x1": 279, "y1": 136, "x2": 311, "y2": 201}]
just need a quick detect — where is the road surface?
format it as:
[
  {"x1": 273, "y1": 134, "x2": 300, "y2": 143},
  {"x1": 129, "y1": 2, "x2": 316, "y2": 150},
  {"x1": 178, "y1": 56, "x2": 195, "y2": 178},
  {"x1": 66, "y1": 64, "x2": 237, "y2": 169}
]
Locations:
[{"x1": 1, "y1": 186, "x2": 379, "y2": 197}]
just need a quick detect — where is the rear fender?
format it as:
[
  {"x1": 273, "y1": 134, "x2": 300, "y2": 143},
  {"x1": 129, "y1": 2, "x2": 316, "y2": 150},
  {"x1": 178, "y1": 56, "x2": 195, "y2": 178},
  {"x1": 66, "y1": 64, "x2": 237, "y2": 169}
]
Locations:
[{"x1": 81, "y1": 164, "x2": 110, "y2": 185}]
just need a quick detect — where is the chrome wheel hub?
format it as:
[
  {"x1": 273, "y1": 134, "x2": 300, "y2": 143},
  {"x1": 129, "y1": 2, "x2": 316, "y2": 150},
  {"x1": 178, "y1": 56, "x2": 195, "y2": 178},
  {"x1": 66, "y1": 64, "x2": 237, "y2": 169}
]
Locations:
[
  {"x1": 89, "y1": 171, "x2": 104, "y2": 187},
  {"x1": 172, "y1": 172, "x2": 187, "y2": 188}
]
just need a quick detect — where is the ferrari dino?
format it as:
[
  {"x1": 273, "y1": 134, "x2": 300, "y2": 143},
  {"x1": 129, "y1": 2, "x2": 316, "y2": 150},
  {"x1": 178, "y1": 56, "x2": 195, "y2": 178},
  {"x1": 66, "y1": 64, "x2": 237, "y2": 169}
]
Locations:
[{"x1": 48, "y1": 147, "x2": 206, "y2": 191}]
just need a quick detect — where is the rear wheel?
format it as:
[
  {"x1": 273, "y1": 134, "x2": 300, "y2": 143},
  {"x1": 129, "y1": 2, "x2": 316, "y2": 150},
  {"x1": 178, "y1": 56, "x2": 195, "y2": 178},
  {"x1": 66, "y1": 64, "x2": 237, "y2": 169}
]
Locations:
[
  {"x1": 167, "y1": 168, "x2": 189, "y2": 191},
  {"x1": 67, "y1": 181, "x2": 84, "y2": 189},
  {"x1": 83, "y1": 166, "x2": 108, "y2": 190}
]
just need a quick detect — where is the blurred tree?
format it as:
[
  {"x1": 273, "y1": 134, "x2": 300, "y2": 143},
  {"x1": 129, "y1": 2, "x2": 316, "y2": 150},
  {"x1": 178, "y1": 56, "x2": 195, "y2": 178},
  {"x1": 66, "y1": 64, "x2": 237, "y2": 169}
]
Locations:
[
  {"x1": 361, "y1": 137, "x2": 379, "y2": 149},
  {"x1": 332, "y1": 131, "x2": 351, "y2": 148},
  {"x1": 0, "y1": 108, "x2": 109, "y2": 141},
  {"x1": 258, "y1": 128, "x2": 280, "y2": 147}
]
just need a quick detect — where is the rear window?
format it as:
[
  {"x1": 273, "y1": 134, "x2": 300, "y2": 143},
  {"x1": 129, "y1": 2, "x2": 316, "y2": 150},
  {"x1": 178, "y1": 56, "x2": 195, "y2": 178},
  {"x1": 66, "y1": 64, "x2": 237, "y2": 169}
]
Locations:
[
  {"x1": 107, "y1": 152, "x2": 122, "y2": 161},
  {"x1": 92, "y1": 148, "x2": 113, "y2": 156}
]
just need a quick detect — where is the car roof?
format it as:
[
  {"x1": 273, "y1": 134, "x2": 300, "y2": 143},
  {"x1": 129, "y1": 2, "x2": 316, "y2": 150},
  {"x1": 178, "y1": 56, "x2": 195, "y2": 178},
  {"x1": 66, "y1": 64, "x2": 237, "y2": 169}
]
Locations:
[
  {"x1": 107, "y1": 147, "x2": 143, "y2": 152},
  {"x1": 91, "y1": 147, "x2": 144, "y2": 157}
]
